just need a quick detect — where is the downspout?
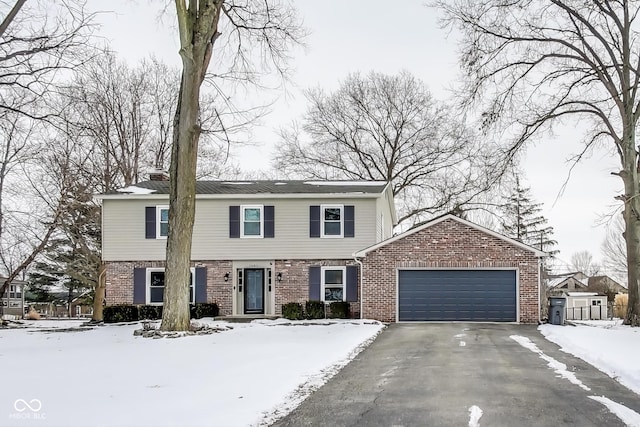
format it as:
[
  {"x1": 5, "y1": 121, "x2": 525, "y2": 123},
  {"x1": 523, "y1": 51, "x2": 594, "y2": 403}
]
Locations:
[
  {"x1": 538, "y1": 257, "x2": 542, "y2": 323},
  {"x1": 354, "y1": 255, "x2": 364, "y2": 320}
]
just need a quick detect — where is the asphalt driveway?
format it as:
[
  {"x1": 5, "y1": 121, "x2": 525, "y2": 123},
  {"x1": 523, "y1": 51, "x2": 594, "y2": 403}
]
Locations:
[{"x1": 273, "y1": 323, "x2": 640, "y2": 427}]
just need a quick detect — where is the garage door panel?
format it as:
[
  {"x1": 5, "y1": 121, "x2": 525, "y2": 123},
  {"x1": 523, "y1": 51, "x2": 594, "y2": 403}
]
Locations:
[{"x1": 398, "y1": 270, "x2": 517, "y2": 321}]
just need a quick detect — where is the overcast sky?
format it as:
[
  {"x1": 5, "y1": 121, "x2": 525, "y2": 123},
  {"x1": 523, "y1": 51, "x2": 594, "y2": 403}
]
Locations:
[{"x1": 92, "y1": 0, "x2": 623, "y2": 273}]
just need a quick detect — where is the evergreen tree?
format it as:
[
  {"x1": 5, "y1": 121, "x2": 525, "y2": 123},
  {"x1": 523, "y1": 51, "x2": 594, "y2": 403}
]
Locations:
[
  {"x1": 501, "y1": 175, "x2": 558, "y2": 256},
  {"x1": 28, "y1": 182, "x2": 100, "y2": 315}
]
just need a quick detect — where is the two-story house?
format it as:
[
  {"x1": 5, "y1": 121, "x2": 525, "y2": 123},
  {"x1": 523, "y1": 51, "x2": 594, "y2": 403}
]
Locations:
[
  {"x1": 98, "y1": 179, "x2": 396, "y2": 318},
  {"x1": 99, "y1": 178, "x2": 544, "y2": 323}
]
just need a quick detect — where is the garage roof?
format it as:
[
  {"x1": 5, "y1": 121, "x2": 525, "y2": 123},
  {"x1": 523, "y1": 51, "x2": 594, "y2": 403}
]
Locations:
[{"x1": 354, "y1": 214, "x2": 547, "y2": 258}]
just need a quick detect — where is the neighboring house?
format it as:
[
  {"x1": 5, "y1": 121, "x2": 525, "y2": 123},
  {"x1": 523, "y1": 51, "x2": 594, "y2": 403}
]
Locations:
[
  {"x1": 70, "y1": 291, "x2": 94, "y2": 318},
  {"x1": 0, "y1": 278, "x2": 26, "y2": 318},
  {"x1": 27, "y1": 288, "x2": 93, "y2": 318},
  {"x1": 588, "y1": 275, "x2": 627, "y2": 295},
  {"x1": 547, "y1": 272, "x2": 589, "y2": 295},
  {"x1": 565, "y1": 292, "x2": 608, "y2": 320},
  {"x1": 98, "y1": 180, "x2": 544, "y2": 323}
]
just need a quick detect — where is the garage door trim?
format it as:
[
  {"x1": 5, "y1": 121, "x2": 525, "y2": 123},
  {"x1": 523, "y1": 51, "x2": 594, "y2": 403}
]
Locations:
[{"x1": 395, "y1": 267, "x2": 520, "y2": 323}]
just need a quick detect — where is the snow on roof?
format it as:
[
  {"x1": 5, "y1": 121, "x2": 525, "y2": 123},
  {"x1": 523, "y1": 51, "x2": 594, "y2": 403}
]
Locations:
[
  {"x1": 567, "y1": 292, "x2": 599, "y2": 297},
  {"x1": 547, "y1": 273, "x2": 589, "y2": 289},
  {"x1": 116, "y1": 185, "x2": 157, "y2": 195},
  {"x1": 303, "y1": 181, "x2": 387, "y2": 186},
  {"x1": 576, "y1": 277, "x2": 589, "y2": 287},
  {"x1": 547, "y1": 277, "x2": 570, "y2": 288}
]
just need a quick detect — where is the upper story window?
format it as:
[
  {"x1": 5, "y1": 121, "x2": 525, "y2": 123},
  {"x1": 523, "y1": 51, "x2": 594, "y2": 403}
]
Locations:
[
  {"x1": 310, "y1": 205, "x2": 355, "y2": 238},
  {"x1": 2, "y1": 285, "x2": 22, "y2": 299},
  {"x1": 156, "y1": 206, "x2": 169, "y2": 238},
  {"x1": 230, "y1": 205, "x2": 274, "y2": 238},
  {"x1": 7, "y1": 285, "x2": 21, "y2": 299},
  {"x1": 241, "y1": 205, "x2": 263, "y2": 238},
  {"x1": 321, "y1": 205, "x2": 343, "y2": 238}
]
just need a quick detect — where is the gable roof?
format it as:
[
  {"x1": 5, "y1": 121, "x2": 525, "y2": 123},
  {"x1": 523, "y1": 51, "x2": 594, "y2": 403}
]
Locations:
[
  {"x1": 101, "y1": 180, "x2": 389, "y2": 196},
  {"x1": 547, "y1": 274, "x2": 589, "y2": 289},
  {"x1": 588, "y1": 275, "x2": 627, "y2": 289},
  {"x1": 354, "y1": 214, "x2": 547, "y2": 258}
]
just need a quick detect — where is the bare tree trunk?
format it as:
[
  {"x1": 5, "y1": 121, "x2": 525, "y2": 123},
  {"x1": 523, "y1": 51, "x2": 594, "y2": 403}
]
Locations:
[
  {"x1": 160, "y1": 1, "x2": 222, "y2": 331},
  {"x1": 622, "y1": 139, "x2": 640, "y2": 325},
  {"x1": 159, "y1": 0, "x2": 302, "y2": 331},
  {"x1": 91, "y1": 264, "x2": 106, "y2": 322},
  {"x1": 161, "y1": 74, "x2": 200, "y2": 331}
]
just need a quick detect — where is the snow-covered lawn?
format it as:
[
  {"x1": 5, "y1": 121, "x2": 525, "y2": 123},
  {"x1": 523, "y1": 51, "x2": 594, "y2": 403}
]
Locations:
[
  {"x1": 539, "y1": 320, "x2": 640, "y2": 395},
  {"x1": 1, "y1": 318, "x2": 384, "y2": 427}
]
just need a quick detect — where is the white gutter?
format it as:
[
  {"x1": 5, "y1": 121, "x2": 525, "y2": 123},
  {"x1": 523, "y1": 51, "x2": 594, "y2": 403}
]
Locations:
[{"x1": 538, "y1": 257, "x2": 542, "y2": 323}]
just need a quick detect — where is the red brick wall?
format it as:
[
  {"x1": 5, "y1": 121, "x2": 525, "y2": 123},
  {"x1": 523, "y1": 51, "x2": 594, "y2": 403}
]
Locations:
[
  {"x1": 361, "y1": 218, "x2": 540, "y2": 323},
  {"x1": 104, "y1": 260, "x2": 234, "y2": 316},
  {"x1": 274, "y1": 259, "x2": 359, "y2": 317},
  {"x1": 105, "y1": 259, "x2": 358, "y2": 317}
]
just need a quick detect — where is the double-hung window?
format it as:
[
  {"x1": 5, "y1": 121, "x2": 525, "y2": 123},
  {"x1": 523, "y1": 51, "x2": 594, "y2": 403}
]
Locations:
[
  {"x1": 241, "y1": 205, "x2": 263, "y2": 238},
  {"x1": 8, "y1": 285, "x2": 20, "y2": 299},
  {"x1": 321, "y1": 205, "x2": 343, "y2": 238},
  {"x1": 322, "y1": 266, "x2": 346, "y2": 302},
  {"x1": 147, "y1": 268, "x2": 195, "y2": 304},
  {"x1": 156, "y1": 206, "x2": 169, "y2": 238}
]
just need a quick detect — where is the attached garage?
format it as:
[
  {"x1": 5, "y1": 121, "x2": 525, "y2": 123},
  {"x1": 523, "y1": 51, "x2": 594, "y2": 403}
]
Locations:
[
  {"x1": 356, "y1": 214, "x2": 545, "y2": 324},
  {"x1": 397, "y1": 270, "x2": 517, "y2": 321}
]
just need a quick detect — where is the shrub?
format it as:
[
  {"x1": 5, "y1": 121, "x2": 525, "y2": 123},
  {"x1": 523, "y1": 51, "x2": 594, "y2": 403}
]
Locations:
[
  {"x1": 190, "y1": 303, "x2": 219, "y2": 319},
  {"x1": 25, "y1": 309, "x2": 41, "y2": 320},
  {"x1": 305, "y1": 301, "x2": 325, "y2": 320},
  {"x1": 614, "y1": 294, "x2": 628, "y2": 319},
  {"x1": 329, "y1": 301, "x2": 350, "y2": 319},
  {"x1": 104, "y1": 305, "x2": 139, "y2": 323},
  {"x1": 138, "y1": 305, "x2": 163, "y2": 320},
  {"x1": 281, "y1": 302, "x2": 304, "y2": 320}
]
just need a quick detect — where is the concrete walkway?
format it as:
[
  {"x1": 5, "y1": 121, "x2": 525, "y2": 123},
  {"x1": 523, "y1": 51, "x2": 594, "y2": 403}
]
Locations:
[{"x1": 273, "y1": 323, "x2": 640, "y2": 427}]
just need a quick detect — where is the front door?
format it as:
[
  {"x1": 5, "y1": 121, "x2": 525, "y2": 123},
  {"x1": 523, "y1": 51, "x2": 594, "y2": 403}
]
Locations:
[{"x1": 244, "y1": 269, "x2": 264, "y2": 314}]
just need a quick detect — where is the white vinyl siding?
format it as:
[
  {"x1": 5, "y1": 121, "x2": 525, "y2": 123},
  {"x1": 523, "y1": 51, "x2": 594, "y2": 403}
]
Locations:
[{"x1": 102, "y1": 197, "x2": 380, "y2": 261}]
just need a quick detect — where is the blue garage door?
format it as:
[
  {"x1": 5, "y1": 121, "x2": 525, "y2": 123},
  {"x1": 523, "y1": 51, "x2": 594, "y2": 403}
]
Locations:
[{"x1": 398, "y1": 270, "x2": 517, "y2": 321}]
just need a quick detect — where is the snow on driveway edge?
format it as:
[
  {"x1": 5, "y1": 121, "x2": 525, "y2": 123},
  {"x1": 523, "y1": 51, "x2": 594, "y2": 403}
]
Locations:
[{"x1": 254, "y1": 323, "x2": 386, "y2": 426}]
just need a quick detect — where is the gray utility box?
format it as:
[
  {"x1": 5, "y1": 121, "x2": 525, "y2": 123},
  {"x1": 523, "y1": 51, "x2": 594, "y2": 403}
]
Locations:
[{"x1": 549, "y1": 297, "x2": 567, "y2": 325}]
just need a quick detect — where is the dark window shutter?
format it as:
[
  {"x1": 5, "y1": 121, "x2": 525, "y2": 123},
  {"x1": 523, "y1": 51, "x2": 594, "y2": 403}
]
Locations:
[
  {"x1": 346, "y1": 265, "x2": 358, "y2": 302},
  {"x1": 310, "y1": 206, "x2": 320, "y2": 238},
  {"x1": 145, "y1": 207, "x2": 156, "y2": 239},
  {"x1": 264, "y1": 206, "x2": 275, "y2": 238},
  {"x1": 195, "y1": 267, "x2": 207, "y2": 303},
  {"x1": 133, "y1": 268, "x2": 146, "y2": 304},
  {"x1": 344, "y1": 205, "x2": 355, "y2": 238},
  {"x1": 309, "y1": 266, "x2": 321, "y2": 300},
  {"x1": 229, "y1": 206, "x2": 240, "y2": 238}
]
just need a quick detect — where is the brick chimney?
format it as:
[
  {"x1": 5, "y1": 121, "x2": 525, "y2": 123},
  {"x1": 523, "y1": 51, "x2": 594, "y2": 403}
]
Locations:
[{"x1": 148, "y1": 169, "x2": 169, "y2": 181}]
